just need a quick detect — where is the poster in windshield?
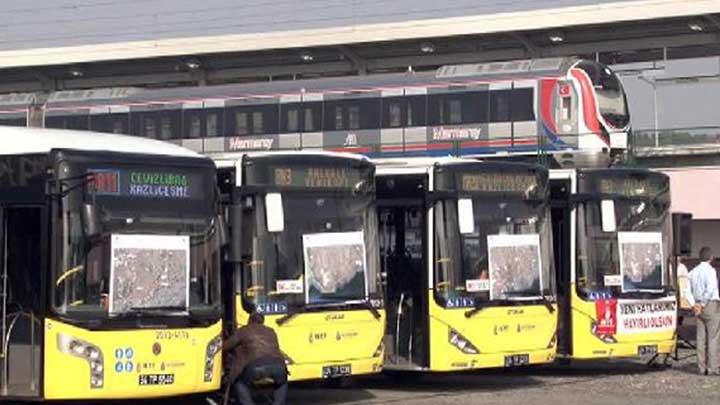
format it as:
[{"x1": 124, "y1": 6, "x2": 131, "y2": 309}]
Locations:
[
  {"x1": 303, "y1": 231, "x2": 367, "y2": 304},
  {"x1": 109, "y1": 234, "x2": 190, "y2": 314},
  {"x1": 618, "y1": 232, "x2": 664, "y2": 292},
  {"x1": 488, "y1": 234, "x2": 543, "y2": 300}
]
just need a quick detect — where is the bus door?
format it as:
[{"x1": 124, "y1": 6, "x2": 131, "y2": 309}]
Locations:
[
  {"x1": 0, "y1": 206, "x2": 43, "y2": 398},
  {"x1": 377, "y1": 174, "x2": 429, "y2": 369},
  {"x1": 550, "y1": 177, "x2": 573, "y2": 356}
]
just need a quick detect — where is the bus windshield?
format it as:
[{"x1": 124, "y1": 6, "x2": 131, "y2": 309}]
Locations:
[
  {"x1": 240, "y1": 191, "x2": 380, "y2": 313},
  {"x1": 576, "y1": 171, "x2": 672, "y2": 298},
  {"x1": 53, "y1": 158, "x2": 221, "y2": 322},
  {"x1": 434, "y1": 197, "x2": 555, "y2": 308}
]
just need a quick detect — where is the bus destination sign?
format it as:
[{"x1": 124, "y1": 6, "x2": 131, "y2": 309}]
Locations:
[
  {"x1": 273, "y1": 167, "x2": 362, "y2": 189},
  {"x1": 88, "y1": 169, "x2": 196, "y2": 199},
  {"x1": 460, "y1": 173, "x2": 537, "y2": 194},
  {"x1": 598, "y1": 178, "x2": 666, "y2": 197}
]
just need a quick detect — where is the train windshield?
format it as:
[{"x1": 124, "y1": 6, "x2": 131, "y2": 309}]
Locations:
[
  {"x1": 576, "y1": 171, "x2": 673, "y2": 298},
  {"x1": 433, "y1": 167, "x2": 555, "y2": 308},
  {"x1": 576, "y1": 61, "x2": 630, "y2": 129},
  {"x1": 53, "y1": 157, "x2": 222, "y2": 322}
]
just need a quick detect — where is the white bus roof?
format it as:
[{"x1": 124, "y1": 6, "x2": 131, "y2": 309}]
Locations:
[
  {"x1": 0, "y1": 126, "x2": 202, "y2": 158},
  {"x1": 374, "y1": 156, "x2": 480, "y2": 174},
  {"x1": 212, "y1": 150, "x2": 370, "y2": 168}
]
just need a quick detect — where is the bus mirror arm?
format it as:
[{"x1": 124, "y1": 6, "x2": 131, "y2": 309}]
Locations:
[{"x1": 81, "y1": 203, "x2": 101, "y2": 238}]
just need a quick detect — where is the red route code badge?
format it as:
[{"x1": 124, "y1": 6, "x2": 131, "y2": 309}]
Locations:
[{"x1": 595, "y1": 299, "x2": 617, "y2": 335}]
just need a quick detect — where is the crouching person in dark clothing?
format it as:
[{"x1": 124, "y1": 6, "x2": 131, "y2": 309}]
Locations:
[{"x1": 223, "y1": 312, "x2": 288, "y2": 405}]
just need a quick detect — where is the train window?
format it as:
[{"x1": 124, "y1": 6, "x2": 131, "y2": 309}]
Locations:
[
  {"x1": 449, "y1": 99, "x2": 462, "y2": 124},
  {"x1": 334, "y1": 106, "x2": 344, "y2": 130},
  {"x1": 45, "y1": 113, "x2": 90, "y2": 130},
  {"x1": 159, "y1": 116, "x2": 172, "y2": 140},
  {"x1": 429, "y1": 91, "x2": 487, "y2": 126},
  {"x1": 490, "y1": 90, "x2": 511, "y2": 122},
  {"x1": 206, "y1": 111, "x2": 221, "y2": 137},
  {"x1": 304, "y1": 104, "x2": 321, "y2": 132},
  {"x1": 386, "y1": 102, "x2": 402, "y2": 128},
  {"x1": 324, "y1": 97, "x2": 380, "y2": 131},
  {"x1": 183, "y1": 111, "x2": 203, "y2": 138},
  {"x1": 561, "y1": 97, "x2": 572, "y2": 121},
  {"x1": 90, "y1": 113, "x2": 129, "y2": 134},
  {"x1": 0, "y1": 113, "x2": 26, "y2": 127},
  {"x1": 251, "y1": 111, "x2": 263, "y2": 134},
  {"x1": 348, "y1": 106, "x2": 360, "y2": 130},
  {"x1": 285, "y1": 107, "x2": 299, "y2": 132},
  {"x1": 235, "y1": 112, "x2": 248, "y2": 135},
  {"x1": 511, "y1": 88, "x2": 535, "y2": 121},
  {"x1": 143, "y1": 116, "x2": 157, "y2": 138}
]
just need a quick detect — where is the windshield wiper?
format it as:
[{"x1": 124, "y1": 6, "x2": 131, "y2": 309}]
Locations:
[
  {"x1": 128, "y1": 305, "x2": 188, "y2": 315},
  {"x1": 540, "y1": 296, "x2": 556, "y2": 314},
  {"x1": 276, "y1": 304, "x2": 305, "y2": 326},
  {"x1": 357, "y1": 300, "x2": 382, "y2": 320},
  {"x1": 464, "y1": 301, "x2": 488, "y2": 318}
]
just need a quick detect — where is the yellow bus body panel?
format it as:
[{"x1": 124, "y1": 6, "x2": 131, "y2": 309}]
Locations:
[
  {"x1": 236, "y1": 297, "x2": 385, "y2": 381},
  {"x1": 568, "y1": 285, "x2": 676, "y2": 359},
  {"x1": 428, "y1": 291, "x2": 558, "y2": 371},
  {"x1": 44, "y1": 318, "x2": 222, "y2": 400}
]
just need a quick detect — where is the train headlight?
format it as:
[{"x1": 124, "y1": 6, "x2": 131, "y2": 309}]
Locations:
[
  {"x1": 204, "y1": 335, "x2": 222, "y2": 382},
  {"x1": 57, "y1": 334, "x2": 104, "y2": 389},
  {"x1": 448, "y1": 328, "x2": 480, "y2": 355}
]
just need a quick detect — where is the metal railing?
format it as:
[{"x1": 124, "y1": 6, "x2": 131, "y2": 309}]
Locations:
[{"x1": 630, "y1": 126, "x2": 720, "y2": 150}]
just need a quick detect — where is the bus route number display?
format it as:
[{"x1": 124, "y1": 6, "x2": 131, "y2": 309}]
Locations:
[
  {"x1": 598, "y1": 178, "x2": 665, "y2": 197},
  {"x1": 88, "y1": 169, "x2": 195, "y2": 199},
  {"x1": 460, "y1": 173, "x2": 536, "y2": 194},
  {"x1": 273, "y1": 167, "x2": 359, "y2": 189}
]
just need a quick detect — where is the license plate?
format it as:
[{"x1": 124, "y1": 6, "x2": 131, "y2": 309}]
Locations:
[
  {"x1": 322, "y1": 364, "x2": 351, "y2": 378},
  {"x1": 638, "y1": 345, "x2": 658, "y2": 356},
  {"x1": 138, "y1": 374, "x2": 175, "y2": 386},
  {"x1": 504, "y1": 354, "x2": 530, "y2": 367}
]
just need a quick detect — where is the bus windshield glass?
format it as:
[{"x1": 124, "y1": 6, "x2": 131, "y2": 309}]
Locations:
[
  {"x1": 240, "y1": 192, "x2": 380, "y2": 313},
  {"x1": 237, "y1": 158, "x2": 380, "y2": 314},
  {"x1": 576, "y1": 171, "x2": 672, "y2": 298},
  {"x1": 576, "y1": 61, "x2": 629, "y2": 129},
  {"x1": 433, "y1": 167, "x2": 555, "y2": 308},
  {"x1": 53, "y1": 156, "x2": 221, "y2": 321}
]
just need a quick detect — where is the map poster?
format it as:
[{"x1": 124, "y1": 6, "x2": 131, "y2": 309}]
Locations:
[
  {"x1": 487, "y1": 234, "x2": 543, "y2": 301},
  {"x1": 302, "y1": 231, "x2": 367, "y2": 305},
  {"x1": 618, "y1": 232, "x2": 664, "y2": 293},
  {"x1": 109, "y1": 234, "x2": 190, "y2": 315}
]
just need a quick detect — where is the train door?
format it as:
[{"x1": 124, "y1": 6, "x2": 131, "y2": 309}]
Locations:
[
  {"x1": 550, "y1": 176, "x2": 573, "y2": 356},
  {"x1": 377, "y1": 174, "x2": 429, "y2": 369},
  {"x1": 0, "y1": 206, "x2": 43, "y2": 398}
]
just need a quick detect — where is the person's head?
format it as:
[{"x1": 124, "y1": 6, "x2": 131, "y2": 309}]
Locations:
[
  {"x1": 699, "y1": 246, "x2": 714, "y2": 263},
  {"x1": 249, "y1": 312, "x2": 265, "y2": 325}
]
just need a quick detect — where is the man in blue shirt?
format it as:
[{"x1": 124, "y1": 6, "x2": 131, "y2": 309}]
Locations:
[{"x1": 688, "y1": 246, "x2": 720, "y2": 375}]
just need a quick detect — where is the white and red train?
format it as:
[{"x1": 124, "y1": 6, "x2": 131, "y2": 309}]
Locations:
[{"x1": 0, "y1": 57, "x2": 629, "y2": 159}]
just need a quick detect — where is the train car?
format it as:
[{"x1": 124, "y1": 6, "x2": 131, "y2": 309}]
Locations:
[
  {"x1": 24, "y1": 58, "x2": 627, "y2": 161},
  {"x1": 0, "y1": 126, "x2": 224, "y2": 400}
]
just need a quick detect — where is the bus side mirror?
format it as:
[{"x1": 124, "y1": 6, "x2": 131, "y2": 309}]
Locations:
[
  {"x1": 458, "y1": 198, "x2": 474, "y2": 234},
  {"x1": 81, "y1": 203, "x2": 101, "y2": 238},
  {"x1": 265, "y1": 193, "x2": 285, "y2": 233},
  {"x1": 601, "y1": 200, "x2": 617, "y2": 233},
  {"x1": 228, "y1": 204, "x2": 243, "y2": 263},
  {"x1": 673, "y1": 212, "x2": 693, "y2": 256}
]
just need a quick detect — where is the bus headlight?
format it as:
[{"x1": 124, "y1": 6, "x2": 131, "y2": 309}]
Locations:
[
  {"x1": 281, "y1": 350, "x2": 295, "y2": 366},
  {"x1": 448, "y1": 328, "x2": 479, "y2": 355},
  {"x1": 57, "y1": 334, "x2": 104, "y2": 389},
  {"x1": 204, "y1": 335, "x2": 222, "y2": 382},
  {"x1": 373, "y1": 340, "x2": 385, "y2": 358}
]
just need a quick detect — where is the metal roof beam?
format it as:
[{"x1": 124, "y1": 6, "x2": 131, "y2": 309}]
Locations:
[{"x1": 336, "y1": 45, "x2": 368, "y2": 75}]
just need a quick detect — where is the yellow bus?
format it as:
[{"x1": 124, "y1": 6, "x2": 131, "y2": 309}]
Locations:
[
  {"x1": 376, "y1": 157, "x2": 557, "y2": 371},
  {"x1": 549, "y1": 168, "x2": 676, "y2": 360},
  {"x1": 0, "y1": 127, "x2": 224, "y2": 400},
  {"x1": 217, "y1": 151, "x2": 385, "y2": 381}
]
